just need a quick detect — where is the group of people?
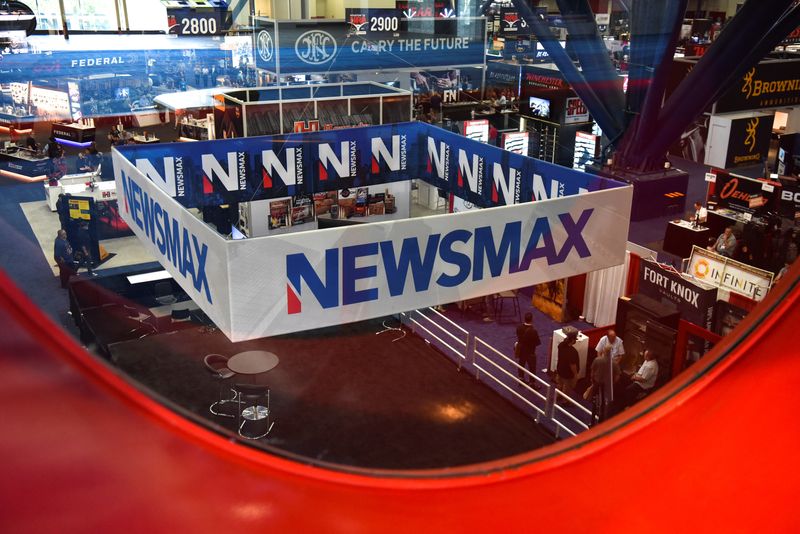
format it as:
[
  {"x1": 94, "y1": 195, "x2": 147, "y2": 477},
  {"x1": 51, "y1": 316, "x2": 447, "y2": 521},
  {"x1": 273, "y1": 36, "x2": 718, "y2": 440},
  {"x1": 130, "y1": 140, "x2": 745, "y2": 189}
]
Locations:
[{"x1": 513, "y1": 317, "x2": 659, "y2": 420}]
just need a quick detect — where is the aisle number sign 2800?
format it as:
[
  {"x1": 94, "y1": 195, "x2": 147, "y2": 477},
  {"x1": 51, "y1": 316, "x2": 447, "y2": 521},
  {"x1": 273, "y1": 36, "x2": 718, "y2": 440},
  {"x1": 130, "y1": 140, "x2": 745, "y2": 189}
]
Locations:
[{"x1": 167, "y1": 9, "x2": 231, "y2": 36}]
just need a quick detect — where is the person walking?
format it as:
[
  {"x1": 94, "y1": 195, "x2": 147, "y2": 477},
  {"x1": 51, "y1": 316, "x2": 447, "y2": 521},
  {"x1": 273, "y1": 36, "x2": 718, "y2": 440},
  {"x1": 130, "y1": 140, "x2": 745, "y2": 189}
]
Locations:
[{"x1": 515, "y1": 312, "x2": 541, "y2": 387}]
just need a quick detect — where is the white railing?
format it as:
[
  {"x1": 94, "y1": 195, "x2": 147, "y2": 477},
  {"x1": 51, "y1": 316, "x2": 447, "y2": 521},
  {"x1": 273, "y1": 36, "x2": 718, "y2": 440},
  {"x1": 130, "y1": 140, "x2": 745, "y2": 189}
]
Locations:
[
  {"x1": 401, "y1": 306, "x2": 597, "y2": 440},
  {"x1": 400, "y1": 308, "x2": 470, "y2": 368},
  {"x1": 473, "y1": 336, "x2": 551, "y2": 422},
  {"x1": 551, "y1": 388, "x2": 595, "y2": 438}
]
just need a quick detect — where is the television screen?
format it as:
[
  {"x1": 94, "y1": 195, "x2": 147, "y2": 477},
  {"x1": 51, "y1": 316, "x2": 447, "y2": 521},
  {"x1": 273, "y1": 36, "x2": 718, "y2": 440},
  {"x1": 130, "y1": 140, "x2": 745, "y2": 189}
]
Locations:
[{"x1": 529, "y1": 97, "x2": 550, "y2": 119}]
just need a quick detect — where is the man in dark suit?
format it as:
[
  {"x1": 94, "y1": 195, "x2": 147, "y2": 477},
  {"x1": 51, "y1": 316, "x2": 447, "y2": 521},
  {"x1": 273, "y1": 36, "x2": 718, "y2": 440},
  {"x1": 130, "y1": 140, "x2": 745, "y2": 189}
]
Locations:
[{"x1": 515, "y1": 312, "x2": 541, "y2": 386}]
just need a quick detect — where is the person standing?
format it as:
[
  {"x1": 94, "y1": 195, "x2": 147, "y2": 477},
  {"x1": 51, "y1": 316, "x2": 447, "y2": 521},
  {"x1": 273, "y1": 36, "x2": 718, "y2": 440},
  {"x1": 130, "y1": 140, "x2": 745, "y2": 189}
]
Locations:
[
  {"x1": 75, "y1": 221, "x2": 96, "y2": 276},
  {"x1": 589, "y1": 345, "x2": 620, "y2": 423},
  {"x1": 624, "y1": 349, "x2": 659, "y2": 406},
  {"x1": 54, "y1": 229, "x2": 76, "y2": 289},
  {"x1": 595, "y1": 329, "x2": 625, "y2": 366},
  {"x1": 713, "y1": 226, "x2": 737, "y2": 258},
  {"x1": 556, "y1": 327, "x2": 580, "y2": 400},
  {"x1": 515, "y1": 312, "x2": 541, "y2": 386}
]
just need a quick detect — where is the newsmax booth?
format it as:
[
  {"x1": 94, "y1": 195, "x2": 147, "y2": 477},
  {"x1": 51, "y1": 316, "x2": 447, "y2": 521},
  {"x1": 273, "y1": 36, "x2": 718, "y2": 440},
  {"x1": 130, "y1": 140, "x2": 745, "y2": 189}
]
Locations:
[{"x1": 113, "y1": 121, "x2": 632, "y2": 341}]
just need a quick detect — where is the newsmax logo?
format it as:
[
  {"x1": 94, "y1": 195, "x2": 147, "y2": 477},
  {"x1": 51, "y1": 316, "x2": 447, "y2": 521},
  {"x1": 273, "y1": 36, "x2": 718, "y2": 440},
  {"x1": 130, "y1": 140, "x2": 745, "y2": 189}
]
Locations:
[
  {"x1": 371, "y1": 134, "x2": 407, "y2": 174},
  {"x1": 318, "y1": 140, "x2": 357, "y2": 181},
  {"x1": 285, "y1": 209, "x2": 593, "y2": 313}
]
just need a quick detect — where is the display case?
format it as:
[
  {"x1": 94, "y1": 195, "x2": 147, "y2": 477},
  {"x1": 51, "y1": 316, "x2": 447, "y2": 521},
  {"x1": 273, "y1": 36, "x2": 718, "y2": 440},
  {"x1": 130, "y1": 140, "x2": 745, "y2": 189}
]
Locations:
[{"x1": 615, "y1": 294, "x2": 679, "y2": 383}]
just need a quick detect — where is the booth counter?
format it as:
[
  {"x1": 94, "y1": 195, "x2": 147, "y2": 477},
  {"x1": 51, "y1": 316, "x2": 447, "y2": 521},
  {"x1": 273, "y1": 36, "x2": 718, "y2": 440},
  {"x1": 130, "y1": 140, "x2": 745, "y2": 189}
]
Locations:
[
  {"x1": 663, "y1": 220, "x2": 711, "y2": 259},
  {"x1": 0, "y1": 147, "x2": 49, "y2": 180},
  {"x1": 45, "y1": 174, "x2": 114, "y2": 211},
  {"x1": 52, "y1": 122, "x2": 96, "y2": 145},
  {"x1": 0, "y1": 110, "x2": 35, "y2": 133}
]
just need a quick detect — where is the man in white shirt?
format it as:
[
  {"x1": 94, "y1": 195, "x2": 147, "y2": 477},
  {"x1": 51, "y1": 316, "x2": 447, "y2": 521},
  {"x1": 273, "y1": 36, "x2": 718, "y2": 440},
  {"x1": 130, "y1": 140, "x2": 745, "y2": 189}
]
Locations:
[
  {"x1": 625, "y1": 350, "x2": 659, "y2": 406},
  {"x1": 595, "y1": 330, "x2": 625, "y2": 365},
  {"x1": 689, "y1": 201, "x2": 707, "y2": 224}
]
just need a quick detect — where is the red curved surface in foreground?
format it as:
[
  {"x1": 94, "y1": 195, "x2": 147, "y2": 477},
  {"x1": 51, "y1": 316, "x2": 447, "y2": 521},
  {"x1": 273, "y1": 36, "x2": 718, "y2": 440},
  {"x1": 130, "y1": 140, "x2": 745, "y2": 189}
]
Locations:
[{"x1": 1, "y1": 266, "x2": 799, "y2": 532}]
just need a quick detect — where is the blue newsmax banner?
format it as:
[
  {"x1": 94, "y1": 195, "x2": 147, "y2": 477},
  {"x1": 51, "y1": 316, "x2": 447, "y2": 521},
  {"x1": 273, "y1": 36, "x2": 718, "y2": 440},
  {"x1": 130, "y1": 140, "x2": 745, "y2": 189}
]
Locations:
[
  {"x1": 116, "y1": 139, "x2": 633, "y2": 342},
  {"x1": 253, "y1": 17, "x2": 485, "y2": 74},
  {"x1": 117, "y1": 122, "x2": 620, "y2": 209}
]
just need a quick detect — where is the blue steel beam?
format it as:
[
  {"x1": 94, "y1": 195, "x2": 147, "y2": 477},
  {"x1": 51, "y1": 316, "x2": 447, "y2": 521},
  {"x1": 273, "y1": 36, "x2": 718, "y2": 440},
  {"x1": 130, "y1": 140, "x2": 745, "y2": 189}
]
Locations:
[
  {"x1": 555, "y1": 0, "x2": 626, "y2": 131},
  {"x1": 636, "y1": 0, "x2": 800, "y2": 168},
  {"x1": 480, "y1": 0, "x2": 625, "y2": 139}
]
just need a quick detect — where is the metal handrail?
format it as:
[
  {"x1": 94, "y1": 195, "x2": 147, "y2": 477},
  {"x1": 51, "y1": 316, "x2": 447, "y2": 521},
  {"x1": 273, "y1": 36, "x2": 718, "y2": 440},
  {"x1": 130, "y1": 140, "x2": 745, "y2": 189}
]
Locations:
[
  {"x1": 401, "y1": 308, "x2": 469, "y2": 362},
  {"x1": 551, "y1": 389, "x2": 593, "y2": 437},
  {"x1": 473, "y1": 336, "x2": 550, "y2": 417}
]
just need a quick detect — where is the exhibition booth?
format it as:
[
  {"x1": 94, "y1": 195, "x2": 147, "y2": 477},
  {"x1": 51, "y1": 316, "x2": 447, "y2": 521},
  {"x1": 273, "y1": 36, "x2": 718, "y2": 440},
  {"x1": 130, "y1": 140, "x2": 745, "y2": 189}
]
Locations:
[
  {"x1": 213, "y1": 82, "x2": 413, "y2": 139},
  {"x1": 113, "y1": 120, "x2": 633, "y2": 341}
]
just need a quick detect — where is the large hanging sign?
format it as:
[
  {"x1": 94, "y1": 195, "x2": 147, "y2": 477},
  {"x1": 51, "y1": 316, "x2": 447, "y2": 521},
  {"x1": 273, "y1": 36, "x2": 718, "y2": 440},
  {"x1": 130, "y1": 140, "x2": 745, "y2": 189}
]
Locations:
[
  {"x1": 254, "y1": 17, "x2": 485, "y2": 75},
  {"x1": 687, "y1": 246, "x2": 773, "y2": 302},
  {"x1": 166, "y1": 7, "x2": 232, "y2": 36},
  {"x1": 346, "y1": 8, "x2": 401, "y2": 36},
  {"x1": 639, "y1": 260, "x2": 717, "y2": 331},
  {"x1": 723, "y1": 115, "x2": 773, "y2": 168},
  {"x1": 714, "y1": 59, "x2": 800, "y2": 113},
  {"x1": 253, "y1": 19, "x2": 277, "y2": 74},
  {"x1": 115, "y1": 135, "x2": 632, "y2": 341}
]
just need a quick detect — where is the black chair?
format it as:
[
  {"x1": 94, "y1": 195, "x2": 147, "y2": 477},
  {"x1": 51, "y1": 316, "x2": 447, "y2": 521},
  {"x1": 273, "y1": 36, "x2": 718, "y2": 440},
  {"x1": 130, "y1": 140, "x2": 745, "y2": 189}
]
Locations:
[
  {"x1": 154, "y1": 280, "x2": 177, "y2": 305},
  {"x1": 234, "y1": 383, "x2": 274, "y2": 439},
  {"x1": 494, "y1": 290, "x2": 522, "y2": 323},
  {"x1": 203, "y1": 354, "x2": 236, "y2": 418}
]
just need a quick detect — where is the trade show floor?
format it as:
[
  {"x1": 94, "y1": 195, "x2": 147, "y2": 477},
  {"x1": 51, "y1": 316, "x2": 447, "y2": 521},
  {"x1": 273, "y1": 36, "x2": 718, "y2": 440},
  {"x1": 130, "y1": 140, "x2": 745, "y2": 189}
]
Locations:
[
  {"x1": 20, "y1": 200, "x2": 154, "y2": 276},
  {"x1": 109, "y1": 319, "x2": 555, "y2": 470},
  {"x1": 627, "y1": 155, "x2": 713, "y2": 264}
]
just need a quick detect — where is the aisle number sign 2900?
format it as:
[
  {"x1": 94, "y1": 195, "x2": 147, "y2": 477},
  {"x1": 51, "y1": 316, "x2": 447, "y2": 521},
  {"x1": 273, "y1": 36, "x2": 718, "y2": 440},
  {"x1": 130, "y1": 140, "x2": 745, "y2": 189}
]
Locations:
[
  {"x1": 346, "y1": 8, "x2": 401, "y2": 36},
  {"x1": 167, "y1": 9, "x2": 231, "y2": 36}
]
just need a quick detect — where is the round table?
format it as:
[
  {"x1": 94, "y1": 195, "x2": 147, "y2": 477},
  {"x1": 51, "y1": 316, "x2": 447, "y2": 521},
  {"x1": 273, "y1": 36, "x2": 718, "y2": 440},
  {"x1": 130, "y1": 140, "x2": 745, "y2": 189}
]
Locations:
[{"x1": 227, "y1": 350, "x2": 279, "y2": 375}]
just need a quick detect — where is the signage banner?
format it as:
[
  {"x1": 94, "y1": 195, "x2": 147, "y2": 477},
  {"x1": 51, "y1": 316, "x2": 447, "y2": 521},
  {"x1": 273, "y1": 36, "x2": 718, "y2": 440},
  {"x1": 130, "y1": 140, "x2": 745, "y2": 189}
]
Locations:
[
  {"x1": 715, "y1": 60, "x2": 800, "y2": 113},
  {"x1": 521, "y1": 65, "x2": 570, "y2": 91},
  {"x1": 573, "y1": 131, "x2": 599, "y2": 171},
  {"x1": 502, "y1": 132, "x2": 529, "y2": 155},
  {"x1": 112, "y1": 148, "x2": 233, "y2": 333},
  {"x1": 166, "y1": 7, "x2": 232, "y2": 36},
  {"x1": 499, "y1": 8, "x2": 530, "y2": 36},
  {"x1": 117, "y1": 122, "x2": 421, "y2": 208},
  {"x1": 258, "y1": 17, "x2": 485, "y2": 75},
  {"x1": 564, "y1": 96, "x2": 590, "y2": 124},
  {"x1": 779, "y1": 181, "x2": 800, "y2": 217},
  {"x1": 724, "y1": 114, "x2": 773, "y2": 168},
  {"x1": 688, "y1": 246, "x2": 773, "y2": 301},
  {"x1": 485, "y1": 61, "x2": 521, "y2": 101},
  {"x1": 119, "y1": 122, "x2": 623, "y2": 212},
  {"x1": 253, "y1": 19, "x2": 277, "y2": 74},
  {"x1": 346, "y1": 8, "x2": 401, "y2": 36},
  {"x1": 226, "y1": 186, "x2": 632, "y2": 340},
  {"x1": 712, "y1": 171, "x2": 780, "y2": 214},
  {"x1": 639, "y1": 259, "x2": 717, "y2": 330},
  {"x1": 421, "y1": 124, "x2": 617, "y2": 208}
]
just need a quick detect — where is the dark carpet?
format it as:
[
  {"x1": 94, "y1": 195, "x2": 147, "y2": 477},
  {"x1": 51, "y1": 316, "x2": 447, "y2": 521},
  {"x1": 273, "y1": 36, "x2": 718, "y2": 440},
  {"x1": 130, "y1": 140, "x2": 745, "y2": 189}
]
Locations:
[{"x1": 109, "y1": 318, "x2": 555, "y2": 470}]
